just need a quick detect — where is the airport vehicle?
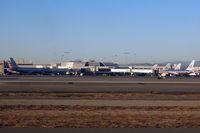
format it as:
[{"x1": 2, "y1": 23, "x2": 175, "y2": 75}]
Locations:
[
  {"x1": 7, "y1": 58, "x2": 51, "y2": 75},
  {"x1": 160, "y1": 60, "x2": 195, "y2": 77}
]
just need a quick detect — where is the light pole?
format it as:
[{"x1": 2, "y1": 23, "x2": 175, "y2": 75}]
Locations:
[
  {"x1": 134, "y1": 53, "x2": 136, "y2": 65},
  {"x1": 123, "y1": 52, "x2": 130, "y2": 65},
  {"x1": 60, "y1": 54, "x2": 64, "y2": 62},
  {"x1": 111, "y1": 54, "x2": 118, "y2": 63},
  {"x1": 64, "y1": 51, "x2": 71, "y2": 61}
]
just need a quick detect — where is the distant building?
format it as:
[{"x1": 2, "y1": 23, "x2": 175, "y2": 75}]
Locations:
[
  {"x1": 100, "y1": 62, "x2": 119, "y2": 68},
  {"x1": 59, "y1": 61, "x2": 86, "y2": 69},
  {"x1": 50, "y1": 63, "x2": 58, "y2": 68},
  {"x1": 17, "y1": 58, "x2": 33, "y2": 65},
  {"x1": 0, "y1": 60, "x2": 5, "y2": 75},
  {"x1": 17, "y1": 58, "x2": 24, "y2": 64},
  {"x1": 193, "y1": 66, "x2": 200, "y2": 72}
]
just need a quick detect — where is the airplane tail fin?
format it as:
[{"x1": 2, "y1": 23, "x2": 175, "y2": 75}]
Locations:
[
  {"x1": 7, "y1": 57, "x2": 18, "y2": 70},
  {"x1": 163, "y1": 63, "x2": 171, "y2": 70},
  {"x1": 174, "y1": 63, "x2": 181, "y2": 70},
  {"x1": 186, "y1": 60, "x2": 195, "y2": 71},
  {"x1": 153, "y1": 64, "x2": 158, "y2": 69}
]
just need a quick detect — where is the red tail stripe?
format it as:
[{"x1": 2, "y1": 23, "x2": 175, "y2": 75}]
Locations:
[{"x1": 7, "y1": 61, "x2": 13, "y2": 69}]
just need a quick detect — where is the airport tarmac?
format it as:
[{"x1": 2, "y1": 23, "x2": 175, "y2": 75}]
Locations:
[
  {"x1": 1, "y1": 99, "x2": 200, "y2": 106},
  {"x1": 1, "y1": 75, "x2": 200, "y2": 81},
  {"x1": 0, "y1": 76, "x2": 200, "y2": 94}
]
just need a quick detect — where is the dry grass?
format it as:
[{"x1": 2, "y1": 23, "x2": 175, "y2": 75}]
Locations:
[
  {"x1": 1, "y1": 105, "x2": 200, "y2": 128},
  {"x1": 1, "y1": 91, "x2": 200, "y2": 128}
]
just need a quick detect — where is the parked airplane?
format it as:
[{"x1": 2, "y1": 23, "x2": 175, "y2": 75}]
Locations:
[
  {"x1": 133, "y1": 64, "x2": 158, "y2": 69},
  {"x1": 49, "y1": 67, "x2": 72, "y2": 75},
  {"x1": 131, "y1": 63, "x2": 172, "y2": 76},
  {"x1": 7, "y1": 57, "x2": 51, "y2": 75},
  {"x1": 7, "y1": 57, "x2": 72, "y2": 75},
  {"x1": 160, "y1": 63, "x2": 171, "y2": 70},
  {"x1": 160, "y1": 60, "x2": 195, "y2": 77}
]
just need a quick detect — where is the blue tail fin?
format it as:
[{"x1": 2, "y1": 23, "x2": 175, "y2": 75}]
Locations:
[{"x1": 8, "y1": 57, "x2": 18, "y2": 70}]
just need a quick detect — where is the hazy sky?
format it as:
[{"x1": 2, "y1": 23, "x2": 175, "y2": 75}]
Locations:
[{"x1": 0, "y1": 0, "x2": 200, "y2": 64}]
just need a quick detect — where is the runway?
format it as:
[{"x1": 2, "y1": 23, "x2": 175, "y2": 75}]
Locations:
[
  {"x1": 0, "y1": 76, "x2": 200, "y2": 93},
  {"x1": 1, "y1": 75, "x2": 200, "y2": 102}
]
